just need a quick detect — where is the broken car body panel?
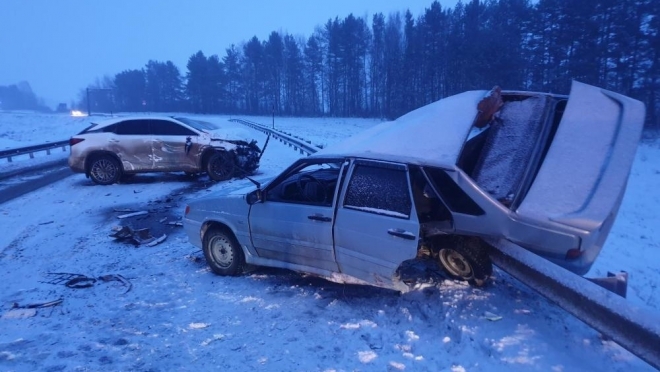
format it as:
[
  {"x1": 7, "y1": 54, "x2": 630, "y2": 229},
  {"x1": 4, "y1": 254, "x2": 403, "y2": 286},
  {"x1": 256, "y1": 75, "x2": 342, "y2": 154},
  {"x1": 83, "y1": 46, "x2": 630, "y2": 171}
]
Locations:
[
  {"x1": 68, "y1": 116, "x2": 260, "y2": 181},
  {"x1": 184, "y1": 81, "x2": 645, "y2": 290}
]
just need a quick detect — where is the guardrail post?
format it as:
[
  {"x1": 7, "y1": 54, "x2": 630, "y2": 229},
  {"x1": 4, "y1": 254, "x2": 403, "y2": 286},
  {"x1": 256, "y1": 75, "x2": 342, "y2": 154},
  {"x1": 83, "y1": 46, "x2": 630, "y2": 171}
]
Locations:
[
  {"x1": 29, "y1": 152, "x2": 34, "y2": 159},
  {"x1": 7, "y1": 156, "x2": 12, "y2": 163}
]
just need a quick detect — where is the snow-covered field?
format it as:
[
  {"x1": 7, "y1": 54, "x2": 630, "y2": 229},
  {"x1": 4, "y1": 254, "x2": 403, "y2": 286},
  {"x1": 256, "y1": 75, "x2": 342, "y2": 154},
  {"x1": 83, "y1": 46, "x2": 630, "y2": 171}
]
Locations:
[{"x1": 0, "y1": 112, "x2": 658, "y2": 371}]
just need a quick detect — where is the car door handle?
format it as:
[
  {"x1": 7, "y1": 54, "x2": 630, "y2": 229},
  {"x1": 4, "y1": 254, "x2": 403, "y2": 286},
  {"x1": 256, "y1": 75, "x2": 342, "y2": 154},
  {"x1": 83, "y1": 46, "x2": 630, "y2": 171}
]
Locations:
[
  {"x1": 109, "y1": 138, "x2": 120, "y2": 143},
  {"x1": 387, "y1": 228, "x2": 416, "y2": 240},
  {"x1": 308, "y1": 214, "x2": 331, "y2": 222}
]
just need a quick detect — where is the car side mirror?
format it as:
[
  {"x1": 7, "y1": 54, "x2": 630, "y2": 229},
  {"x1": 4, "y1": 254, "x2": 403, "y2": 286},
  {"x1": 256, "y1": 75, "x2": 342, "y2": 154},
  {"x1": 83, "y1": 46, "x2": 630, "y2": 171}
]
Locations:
[{"x1": 246, "y1": 189, "x2": 263, "y2": 205}]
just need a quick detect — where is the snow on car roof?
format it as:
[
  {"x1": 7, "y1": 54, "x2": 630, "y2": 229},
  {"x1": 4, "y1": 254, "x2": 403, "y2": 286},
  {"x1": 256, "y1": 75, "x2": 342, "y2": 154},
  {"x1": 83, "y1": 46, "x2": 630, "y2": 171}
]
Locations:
[{"x1": 314, "y1": 90, "x2": 487, "y2": 168}]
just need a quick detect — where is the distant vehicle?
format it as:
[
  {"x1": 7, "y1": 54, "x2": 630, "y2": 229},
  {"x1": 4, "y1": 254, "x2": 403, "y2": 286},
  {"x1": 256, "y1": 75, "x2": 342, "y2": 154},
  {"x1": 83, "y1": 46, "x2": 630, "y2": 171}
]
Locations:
[
  {"x1": 68, "y1": 116, "x2": 262, "y2": 185},
  {"x1": 183, "y1": 82, "x2": 644, "y2": 291}
]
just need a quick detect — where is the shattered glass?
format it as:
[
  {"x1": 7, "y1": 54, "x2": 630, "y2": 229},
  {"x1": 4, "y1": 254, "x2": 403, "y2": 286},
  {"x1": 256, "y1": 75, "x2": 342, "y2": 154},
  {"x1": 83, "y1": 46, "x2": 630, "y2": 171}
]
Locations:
[
  {"x1": 344, "y1": 164, "x2": 411, "y2": 217},
  {"x1": 471, "y1": 97, "x2": 547, "y2": 203}
]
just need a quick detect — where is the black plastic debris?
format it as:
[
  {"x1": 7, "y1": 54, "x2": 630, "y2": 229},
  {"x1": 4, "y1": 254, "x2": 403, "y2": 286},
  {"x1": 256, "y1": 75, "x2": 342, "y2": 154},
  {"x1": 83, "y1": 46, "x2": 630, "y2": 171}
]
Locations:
[
  {"x1": 109, "y1": 226, "x2": 166, "y2": 246},
  {"x1": 44, "y1": 272, "x2": 132, "y2": 294}
]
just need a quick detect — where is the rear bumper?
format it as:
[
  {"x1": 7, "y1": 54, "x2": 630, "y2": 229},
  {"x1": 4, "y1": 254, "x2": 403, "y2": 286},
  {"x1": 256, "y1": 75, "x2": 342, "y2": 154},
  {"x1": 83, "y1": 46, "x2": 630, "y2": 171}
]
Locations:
[{"x1": 68, "y1": 156, "x2": 85, "y2": 173}]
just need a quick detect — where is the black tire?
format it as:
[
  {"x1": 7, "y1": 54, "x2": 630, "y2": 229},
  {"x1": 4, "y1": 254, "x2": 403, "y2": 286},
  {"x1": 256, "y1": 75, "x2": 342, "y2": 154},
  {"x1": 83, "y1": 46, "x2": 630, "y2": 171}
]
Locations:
[
  {"x1": 202, "y1": 228, "x2": 245, "y2": 276},
  {"x1": 206, "y1": 152, "x2": 235, "y2": 181},
  {"x1": 437, "y1": 238, "x2": 492, "y2": 287},
  {"x1": 88, "y1": 155, "x2": 121, "y2": 185}
]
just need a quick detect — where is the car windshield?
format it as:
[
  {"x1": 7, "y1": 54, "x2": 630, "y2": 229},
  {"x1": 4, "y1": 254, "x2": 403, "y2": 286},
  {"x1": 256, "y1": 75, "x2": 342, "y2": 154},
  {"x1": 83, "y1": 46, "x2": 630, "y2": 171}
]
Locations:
[{"x1": 174, "y1": 117, "x2": 219, "y2": 131}]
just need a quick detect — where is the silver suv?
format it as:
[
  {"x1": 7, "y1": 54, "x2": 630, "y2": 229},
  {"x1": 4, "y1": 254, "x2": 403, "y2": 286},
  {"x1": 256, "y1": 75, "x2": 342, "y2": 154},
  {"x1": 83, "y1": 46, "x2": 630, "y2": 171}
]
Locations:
[
  {"x1": 183, "y1": 82, "x2": 644, "y2": 291},
  {"x1": 68, "y1": 116, "x2": 261, "y2": 185}
]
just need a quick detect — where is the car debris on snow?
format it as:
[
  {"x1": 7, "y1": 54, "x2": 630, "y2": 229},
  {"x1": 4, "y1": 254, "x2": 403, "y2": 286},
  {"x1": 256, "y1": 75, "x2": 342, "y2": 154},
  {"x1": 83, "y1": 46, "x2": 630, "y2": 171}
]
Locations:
[
  {"x1": 109, "y1": 225, "x2": 167, "y2": 246},
  {"x1": 43, "y1": 272, "x2": 132, "y2": 293},
  {"x1": 483, "y1": 311, "x2": 503, "y2": 321},
  {"x1": 2, "y1": 298, "x2": 64, "y2": 319},
  {"x1": 200, "y1": 334, "x2": 225, "y2": 346},
  {"x1": 146, "y1": 234, "x2": 167, "y2": 247},
  {"x1": 109, "y1": 225, "x2": 152, "y2": 244},
  {"x1": 116, "y1": 210, "x2": 148, "y2": 219}
]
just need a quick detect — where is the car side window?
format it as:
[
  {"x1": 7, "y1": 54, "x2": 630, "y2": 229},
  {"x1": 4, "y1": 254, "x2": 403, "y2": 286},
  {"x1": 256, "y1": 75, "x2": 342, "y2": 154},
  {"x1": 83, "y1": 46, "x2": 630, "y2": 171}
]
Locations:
[
  {"x1": 114, "y1": 120, "x2": 151, "y2": 135},
  {"x1": 150, "y1": 120, "x2": 197, "y2": 136},
  {"x1": 343, "y1": 161, "x2": 411, "y2": 219},
  {"x1": 265, "y1": 161, "x2": 343, "y2": 206},
  {"x1": 424, "y1": 167, "x2": 485, "y2": 216}
]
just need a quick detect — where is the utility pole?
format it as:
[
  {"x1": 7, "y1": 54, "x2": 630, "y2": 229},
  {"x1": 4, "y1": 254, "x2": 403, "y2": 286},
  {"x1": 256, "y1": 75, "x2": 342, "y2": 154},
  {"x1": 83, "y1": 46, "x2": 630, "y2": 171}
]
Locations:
[
  {"x1": 272, "y1": 104, "x2": 275, "y2": 129},
  {"x1": 86, "y1": 88, "x2": 91, "y2": 116}
]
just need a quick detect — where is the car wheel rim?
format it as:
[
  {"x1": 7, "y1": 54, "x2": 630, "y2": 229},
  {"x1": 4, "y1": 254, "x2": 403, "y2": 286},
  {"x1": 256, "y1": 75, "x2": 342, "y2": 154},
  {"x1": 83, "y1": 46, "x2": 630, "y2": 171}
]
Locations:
[
  {"x1": 439, "y1": 249, "x2": 473, "y2": 279},
  {"x1": 210, "y1": 236, "x2": 234, "y2": 268},
  {"x1": 210, "y1": 156, "x2": 232, "y2": 178},
  {"x1": 91, "y1": 159, "x2": 117, "y2": 183}
]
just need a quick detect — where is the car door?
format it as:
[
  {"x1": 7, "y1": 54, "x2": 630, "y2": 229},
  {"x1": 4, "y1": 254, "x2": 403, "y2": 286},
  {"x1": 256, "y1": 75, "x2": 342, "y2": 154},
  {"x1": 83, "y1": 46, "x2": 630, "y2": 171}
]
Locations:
[
  {"x1": 333, "y1": 160, "x2": 420, "y2": 287},
  {"x1": 248, "y1": 159, "x2": 345, "y2": 272},
  {"x1": 150, "y1": 119, "x2": 200, "y2": 171},
  {"x1": 111, "y1": 119, "x2": 154, "y2": 171}
]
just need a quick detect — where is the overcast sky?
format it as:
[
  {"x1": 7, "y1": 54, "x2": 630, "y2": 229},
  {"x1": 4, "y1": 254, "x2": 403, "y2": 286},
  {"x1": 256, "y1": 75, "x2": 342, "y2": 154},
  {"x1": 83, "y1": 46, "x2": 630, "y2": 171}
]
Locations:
[{"x1": 0, "y1": 0, "x2": 459, "y2": 108}]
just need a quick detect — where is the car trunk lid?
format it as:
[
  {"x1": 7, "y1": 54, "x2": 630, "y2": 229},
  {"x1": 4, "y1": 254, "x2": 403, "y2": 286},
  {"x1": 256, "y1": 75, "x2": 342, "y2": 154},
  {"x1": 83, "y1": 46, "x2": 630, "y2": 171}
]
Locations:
[{"x1": 517, "y1": 81, "x2": 645, "y2": 233}]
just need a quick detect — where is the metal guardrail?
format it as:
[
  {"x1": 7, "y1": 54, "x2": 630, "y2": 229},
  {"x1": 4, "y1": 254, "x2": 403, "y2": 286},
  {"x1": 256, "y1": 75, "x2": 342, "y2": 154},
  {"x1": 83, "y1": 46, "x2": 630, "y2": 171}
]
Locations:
[
  {"x1": 229, "y1": 119, "x2": 321, "y2": 155},
  {"x1": 0, "y1": 140, "x2": 69, "y2": 162},
  {"x1": 489, "y1": 239, "x2": 660, "y2": 370}
]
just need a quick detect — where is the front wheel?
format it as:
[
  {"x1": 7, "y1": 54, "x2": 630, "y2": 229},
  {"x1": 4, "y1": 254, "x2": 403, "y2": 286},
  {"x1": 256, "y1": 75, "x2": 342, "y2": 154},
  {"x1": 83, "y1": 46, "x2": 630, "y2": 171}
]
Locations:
[
  {"x1": 438, "y1": 238, "x2": 492, "y2": 287},
  {"x1": 88, "y1": 155, "x2": 121, "y2": 185},
  {"x1": 202, "y1": 228, "x2": 245, "y2": 276},
  {"x1": 207, "y1": 152, "x2": 235, "y2": 181}
]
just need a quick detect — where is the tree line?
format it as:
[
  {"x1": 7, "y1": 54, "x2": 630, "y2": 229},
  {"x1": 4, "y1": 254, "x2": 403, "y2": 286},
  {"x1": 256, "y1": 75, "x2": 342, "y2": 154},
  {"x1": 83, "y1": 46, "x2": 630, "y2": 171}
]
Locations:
[
  {"x1": 79, "y1": 0, "x2": 660, "y2": 130},
  {"x1": 0, "y1": 82, "x2": 49, "y2": 112}
]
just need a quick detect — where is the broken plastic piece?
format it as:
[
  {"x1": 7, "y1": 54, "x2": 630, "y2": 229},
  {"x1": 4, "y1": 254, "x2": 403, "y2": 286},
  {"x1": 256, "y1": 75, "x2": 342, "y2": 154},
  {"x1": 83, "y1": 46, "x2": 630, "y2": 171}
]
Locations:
[
  {"x1": 12, "y1": 298, "x2": 63, "y2": 309},
  {"x1": 117, "y1": 211, "x2": 148, "y2": 219},
  {"x1": 484, "y1": 311, "x2": 502, "y2": 321},
  {"x1": 146, "y1": 234, "x2": 167, "y2": 247}
]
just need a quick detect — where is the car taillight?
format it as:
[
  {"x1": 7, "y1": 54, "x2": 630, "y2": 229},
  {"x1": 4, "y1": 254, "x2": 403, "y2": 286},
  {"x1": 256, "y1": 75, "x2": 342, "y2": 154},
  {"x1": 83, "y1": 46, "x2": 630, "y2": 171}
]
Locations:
[
  {"x1": 185, "y1": 205, "x2": 190, "y2": 215},
  {"x1": 565, "y1": 248, "x2": 583, "y2": 260},
  {"x1": 69, "y1": 137, "x2": 85, "y2": 146}
]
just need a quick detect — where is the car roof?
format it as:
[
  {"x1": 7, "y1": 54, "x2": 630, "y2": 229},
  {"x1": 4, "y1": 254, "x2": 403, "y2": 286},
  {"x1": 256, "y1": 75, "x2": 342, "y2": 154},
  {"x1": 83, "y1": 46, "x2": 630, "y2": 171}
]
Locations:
[
  {"x1": 313, "y1": 90, "x2": 487, "y2": 168},
  {"x1": 89, "y1": 116, "x2": 185, "y2": 130}
]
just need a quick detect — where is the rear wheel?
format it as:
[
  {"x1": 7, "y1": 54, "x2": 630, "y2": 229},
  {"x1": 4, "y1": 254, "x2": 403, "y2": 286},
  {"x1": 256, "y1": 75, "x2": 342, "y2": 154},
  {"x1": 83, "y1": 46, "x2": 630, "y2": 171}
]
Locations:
[
  {"x1": 438, "y1": 238, "x2": 492, "y2": 287},
  {"x1": 88, "y1": 155, "x2": 121, "y2": 185},
  {"x1": 207, "y1": 152, "x2": 235, "y2": 181},
  {"x1": 202, "y1": 228, "x2": 245, "y2": 276}
]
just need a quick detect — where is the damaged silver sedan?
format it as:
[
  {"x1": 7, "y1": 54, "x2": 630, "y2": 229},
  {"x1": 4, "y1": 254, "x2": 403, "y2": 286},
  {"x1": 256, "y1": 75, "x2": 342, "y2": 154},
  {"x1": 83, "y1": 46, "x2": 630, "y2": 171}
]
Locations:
[
  {"x1": 68, "y1": 116, "x2": 262, "y2": 185},
  {"x1": 183, "y1": 81, "x2": 645, "y2": 291}
]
